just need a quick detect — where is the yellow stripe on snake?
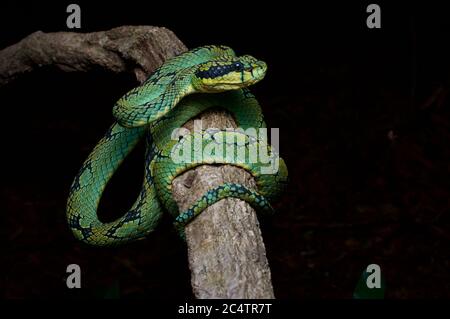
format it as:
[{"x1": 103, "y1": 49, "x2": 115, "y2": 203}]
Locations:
[{"x1": 66, "y1": 45, "x2": 288, "y2": 246}]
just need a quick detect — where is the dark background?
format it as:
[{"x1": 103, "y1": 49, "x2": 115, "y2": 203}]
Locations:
[{"x1": 1, "y1": 1, "x2": 449, "y2": 298}]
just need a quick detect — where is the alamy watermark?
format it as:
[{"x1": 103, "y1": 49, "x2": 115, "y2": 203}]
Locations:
[
  {"x1": 66, "y1": 4, "x2": 81, "y2": 29},
  {"x1": 366, "y1": 4, "x2": 381, "y2": 29},
  {"x1": 365, "y1": 264, "x2": 381, "y2": 289},
  {"x1": 170, "y1": 120, "x2": 281, "y2": 175},
  {"x1": 66, "y1": 263, "x2": 81, "y2": 288}
]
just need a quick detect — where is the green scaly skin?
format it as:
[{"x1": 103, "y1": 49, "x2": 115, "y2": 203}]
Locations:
[{"x1": 66, "y1": 45, "x2": 288, "y2": 246}]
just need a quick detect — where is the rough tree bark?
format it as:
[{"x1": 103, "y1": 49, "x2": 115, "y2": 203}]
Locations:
[
  {"x1": 0, "y1": 26, "x2": 187, "y2": 86},
  {"x1": 0, "y1": 26, "x2": 275, "y2": 298}
]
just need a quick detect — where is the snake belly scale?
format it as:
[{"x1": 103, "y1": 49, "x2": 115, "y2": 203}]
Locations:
[{"x1": 66, "y1": 45, "x2": 288, "y2": 246}]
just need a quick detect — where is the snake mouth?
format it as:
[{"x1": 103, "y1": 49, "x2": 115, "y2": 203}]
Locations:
[
  {"x1": 249, "y1": 64, "x2": 267, "y2": 79},
  {"x1": 247, "y1": 61, "x2": 267, "y2": 81}
]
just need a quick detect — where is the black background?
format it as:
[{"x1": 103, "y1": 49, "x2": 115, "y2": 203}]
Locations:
[{"x1": 1, "y1": 1, "x2": 449, "y2": 298}]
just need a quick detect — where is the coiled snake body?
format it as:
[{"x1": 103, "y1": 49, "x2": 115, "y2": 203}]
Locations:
[{"x1": 66, "y1": 45, "x2": 288, "y2": 246}]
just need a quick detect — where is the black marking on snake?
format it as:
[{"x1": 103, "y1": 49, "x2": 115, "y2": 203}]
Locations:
[
  {"x1": 68, "y1": 215, "x2": 93, "y2": 240},
  {"x1": 67, "y1": 214, "x2": 82, "y2": 229},
  {"x1": 122, "y1": 209, "x2": 141, "y2": 224},
  {"x1": 195, "y1": 62, "x2": 245, "y2": 79},
  {"x1": 106, "y1": 207, "x2": 143, "y2": 239},
  {"x1": 71, "y1": 161, "x2": 93, "y2": 191},
  {"x1": 144, "y1": 142, "x2": 157, "y2": 182}
]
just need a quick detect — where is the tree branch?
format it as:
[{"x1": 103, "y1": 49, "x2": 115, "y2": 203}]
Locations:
[
  {"x1": 0, "y1": 26, "x2": 187, "y2": 86},
  {"x1": 172, "y1": 110, "x2": 275, "y2": 299}
]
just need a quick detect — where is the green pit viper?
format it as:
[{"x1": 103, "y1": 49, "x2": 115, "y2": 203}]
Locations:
[{"x1": 66, "y1": 45, "x2": 288, "y2": 246}]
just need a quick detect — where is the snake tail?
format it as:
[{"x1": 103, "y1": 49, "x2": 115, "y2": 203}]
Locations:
[{"x1": 174, "y1": 182, "x2": 273, "y2": 235}]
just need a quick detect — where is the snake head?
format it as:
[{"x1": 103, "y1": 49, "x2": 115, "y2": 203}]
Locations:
[{"x1": 193, "y1": 55, "x2": 267, "y2": 92}]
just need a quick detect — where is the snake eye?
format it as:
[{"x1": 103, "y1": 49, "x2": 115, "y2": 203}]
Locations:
[{"x1": 233, "y1": 62, "x2": 244, "y2": 71}]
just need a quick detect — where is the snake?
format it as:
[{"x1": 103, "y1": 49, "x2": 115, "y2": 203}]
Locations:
[{"x1": 66, "y1": 45, "x2": 288, "y2": 246}]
